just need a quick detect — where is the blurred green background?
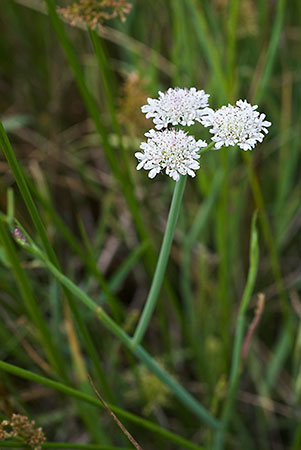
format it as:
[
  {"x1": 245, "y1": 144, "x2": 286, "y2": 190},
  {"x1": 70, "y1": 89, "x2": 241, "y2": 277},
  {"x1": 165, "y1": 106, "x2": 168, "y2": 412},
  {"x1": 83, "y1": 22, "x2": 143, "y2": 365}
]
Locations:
[{"x1": 0, "y1": 0, "x2": 300, "y2": 449}]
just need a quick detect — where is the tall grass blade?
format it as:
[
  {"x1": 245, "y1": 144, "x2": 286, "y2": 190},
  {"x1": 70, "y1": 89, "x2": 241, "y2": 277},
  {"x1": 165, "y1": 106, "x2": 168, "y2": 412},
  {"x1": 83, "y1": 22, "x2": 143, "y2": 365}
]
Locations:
[{"x1": 0, "y1": 361, "x2": 206, "y2": 450}]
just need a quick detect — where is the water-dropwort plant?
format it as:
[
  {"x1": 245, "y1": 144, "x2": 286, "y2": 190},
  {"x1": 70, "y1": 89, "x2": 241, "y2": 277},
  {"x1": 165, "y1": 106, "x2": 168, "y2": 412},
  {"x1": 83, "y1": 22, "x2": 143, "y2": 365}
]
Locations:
[
  {"x1": 1, "y1": 1, "x2": 299, "y2": 449},
  {"x1": 132, "y1": 88, "x2": 270, "y2": 348}
]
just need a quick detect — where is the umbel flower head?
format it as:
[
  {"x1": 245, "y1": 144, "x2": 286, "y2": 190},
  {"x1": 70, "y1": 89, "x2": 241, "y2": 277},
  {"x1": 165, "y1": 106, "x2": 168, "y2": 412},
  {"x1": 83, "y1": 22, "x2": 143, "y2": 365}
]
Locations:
[
  {"x1": 141, "y1": 87, "x2": 210, "y2": 130},
  {"x1": 135, "y1": 129, "x2": 207, "y2": 181},
  {"x1": 201, "y1": 99, "x2": 271, "y2": 150}
]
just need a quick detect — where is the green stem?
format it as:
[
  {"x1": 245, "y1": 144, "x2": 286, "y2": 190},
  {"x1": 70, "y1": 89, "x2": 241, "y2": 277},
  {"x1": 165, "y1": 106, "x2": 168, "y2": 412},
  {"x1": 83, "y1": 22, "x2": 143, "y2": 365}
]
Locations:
[
  {"x1": 199, "y1": 141, "x2": 215, "y2": 154},
  {"x1": 131, "y1": 175, "x2": 187, "y2": 348},
  {"x1": 6, "y1": 188, "x2": 14, "y2": 227},
  {"x1": 15, "y1": 230, "x2": 219, "y2": 430},
  {"x1": 0, "y1": 361, "x2": 205, "y2": 450},
  {"x1": 214, "y1": 213, "x2": 259, "y2": 449},
  {"x1": 97, "y1": 309, "x2": 220, "y2": 430}
]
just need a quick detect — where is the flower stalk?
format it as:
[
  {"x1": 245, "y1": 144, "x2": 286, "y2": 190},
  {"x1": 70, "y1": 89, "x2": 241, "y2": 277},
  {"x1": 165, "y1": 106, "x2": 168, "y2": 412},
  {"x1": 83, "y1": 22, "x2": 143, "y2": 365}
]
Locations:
[
  {"x1": 131, "y1": 174, "x2": 187, "y2": 347},
  {"x1": 199, "y1": 140, "x2": 215, "y2": 154}
]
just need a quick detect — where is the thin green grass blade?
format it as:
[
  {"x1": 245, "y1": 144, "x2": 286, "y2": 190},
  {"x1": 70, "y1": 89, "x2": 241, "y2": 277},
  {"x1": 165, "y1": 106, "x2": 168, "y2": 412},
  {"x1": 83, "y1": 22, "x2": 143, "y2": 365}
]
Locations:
[
  {"x1": 214, "y1": 212, "x2": 260, "y2": 449},
  {"x1": 77, "y1": 216, "x2": 123, "y2": 321},
  {"x1": 275, "y1": 134, "x2": 299, "y2": 245},
  {"x1": 0, "y1": 218, "x2": 67, "y2": 379},
  {"x1": 88, "y1": 28, "x2": 132, "y2": 182},
  {"x1": 40, "y1": 2, "x2": 180, "y2": 331},
  {"x1": 0, "y1": 121, "x2": 55, "y2": 261},
  {"x1": 254, "y1": 0, "x2": 287, "y2": 103},
  {"x1": 180, "y1": 171, "x2": 223, "y2": 328},
  {"x1": 16, "y1": 227, "x2": 219, "y2": 430},
  {"x1": 0, "y1": 361, "x2": 205, "y2": 450},
  {"x1": 261, "y1": 326, "x2": 292, "y2": 396},
  {"x1": 186, "y1": 0, "x2": 227, "y2": 102},
  {"x1": 170, "y1": 0, "x2": 195, "y2": 85},
  {"x1": 291, "y1": 425, "x2": 301, "y2": 450},
  {"x1": 226, "y1": 0, "x2": 240, "y2": 98},
  {"x1": 99, "y1": 242, "x2": 148, "y2": 301},
  {"x1": 6, "y1": 188, "x2": 14, "y2": 228},
  {"x1": 0, "y1": 219, "x2": 110, "y2": 443},
  {"x1": 242, "y1": 152, "x2": 292, "y2": 324},
  {"x1": 0, "y1": 121, "x2": 114, "y2": 401},
  {"x1": 43, "y1": 0, "x2": 153, "y2": 263}
]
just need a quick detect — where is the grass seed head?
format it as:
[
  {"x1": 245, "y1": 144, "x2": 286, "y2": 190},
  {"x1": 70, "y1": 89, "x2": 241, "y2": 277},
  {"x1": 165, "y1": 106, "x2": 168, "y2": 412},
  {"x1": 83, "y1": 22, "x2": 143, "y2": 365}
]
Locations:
[
  {"x1": 0, "y1": 414, "x2": 46, "y2": 450},
  {"x1": 58, "y1": 0, "x2": 132, "y2": 29}
]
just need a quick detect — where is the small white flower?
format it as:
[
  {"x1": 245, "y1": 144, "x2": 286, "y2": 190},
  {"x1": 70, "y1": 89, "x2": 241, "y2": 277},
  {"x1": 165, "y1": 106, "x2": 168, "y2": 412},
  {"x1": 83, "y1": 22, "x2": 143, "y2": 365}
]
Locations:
[
  {"x1": 201, "y1": 99, "x2": 271, "y2": 151},
  {"x1": 135, "y1": 129, "x2": 207, "y2": 181},
  {"x1": 141, "y1": 87, "x2": 210, "y2": 130}
]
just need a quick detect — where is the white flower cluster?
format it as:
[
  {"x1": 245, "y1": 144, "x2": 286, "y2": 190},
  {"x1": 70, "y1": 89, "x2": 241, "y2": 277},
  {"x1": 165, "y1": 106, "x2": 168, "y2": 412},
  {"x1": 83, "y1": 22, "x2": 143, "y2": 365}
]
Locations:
[
  {"x1": 136, "y1": 88, "x2": 271, "y2": 181},
  {"x1": 141, "y1": 87, "x2": 210, "y2": 130},
  {"x1": 201, "y1": 100, "x2": 271, "y2": 151},
  {"x1": 135, "y1": 129, "x2": 206, "y2": 181},
  {"x1": 137, "y1": 87, "x2": 209, "y2": 181}
]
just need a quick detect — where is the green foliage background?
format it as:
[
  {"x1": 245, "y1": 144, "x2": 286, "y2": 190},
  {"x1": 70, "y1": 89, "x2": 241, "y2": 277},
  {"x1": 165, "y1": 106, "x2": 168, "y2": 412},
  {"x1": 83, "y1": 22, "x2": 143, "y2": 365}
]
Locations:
[{"x1": 0, "y1": 0, "x2": 300, "y2": 449}]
